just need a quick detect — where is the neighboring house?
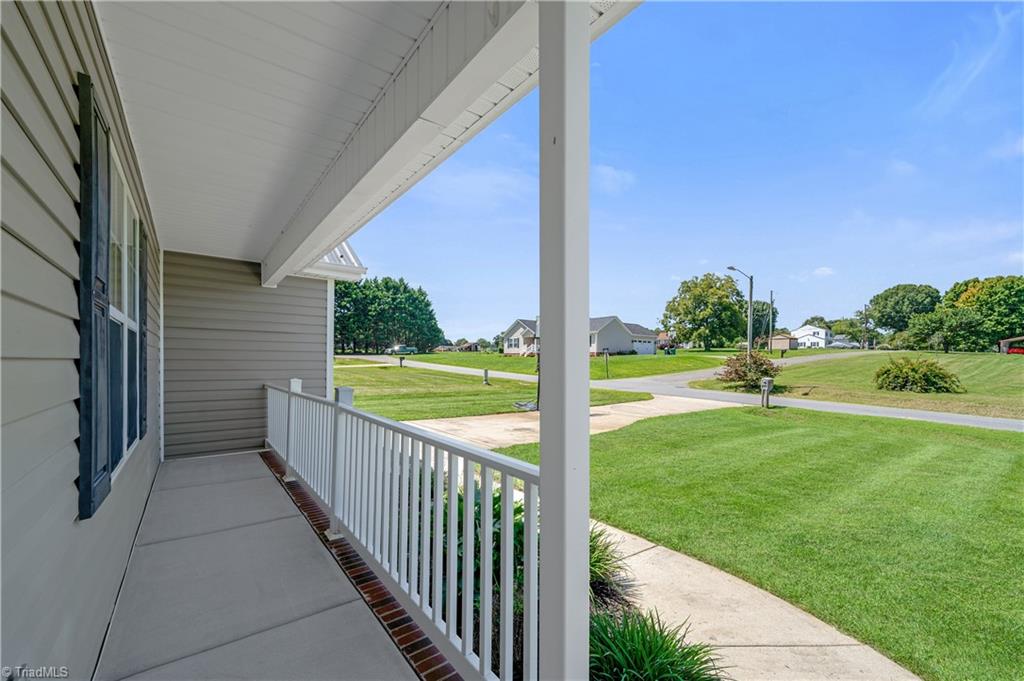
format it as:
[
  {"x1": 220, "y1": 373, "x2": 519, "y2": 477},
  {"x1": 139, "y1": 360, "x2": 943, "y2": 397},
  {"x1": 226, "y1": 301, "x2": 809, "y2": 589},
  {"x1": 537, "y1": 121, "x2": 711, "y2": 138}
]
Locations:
[
  {"x1": 792, "y1": 324, "x2": 834, "y2": 348},
  {"x1": 770, "y1": 333, "x2": 799, "y2": 351},
  {"x1": 998, "y1": 336, "x2": 1024, "y2": 354},
  {"x1": 657, "y1": 331, "x2": 672, "y2": 349},
  {"x1": 624, "y1": 323, "x2": 658, "y2": 355},
  {"x1": 828, "y1": 334, "x2": 860, "y2": 349},
  {"x1": 457, "y1": 341, "x2": 480, "y2": 352},
  {"x1": 2, "y1": 2, "x2": 633, "y2": 679},
  {"x1": 504, "y1": 316, "x2": 655, "y2": 356},
  {"x1": 433, "y1": 345, "x2": 457, "y2": 352},
  {"x1": 504, "y1": 319, "x2": 540, "y2": 356}
]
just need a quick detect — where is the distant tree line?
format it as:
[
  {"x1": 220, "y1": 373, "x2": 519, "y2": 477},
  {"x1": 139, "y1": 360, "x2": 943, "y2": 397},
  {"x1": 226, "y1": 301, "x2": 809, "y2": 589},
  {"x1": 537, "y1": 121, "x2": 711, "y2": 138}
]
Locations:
[
  {"x1": 661, "y1": 273, "x2": 1023, "y2": 352},
  {"x1": 803, "y1": 276, "x2": 1023, "y2": 352},
  {"x1": 334, "y1": 277, "x2": 446, "y2": 353}
]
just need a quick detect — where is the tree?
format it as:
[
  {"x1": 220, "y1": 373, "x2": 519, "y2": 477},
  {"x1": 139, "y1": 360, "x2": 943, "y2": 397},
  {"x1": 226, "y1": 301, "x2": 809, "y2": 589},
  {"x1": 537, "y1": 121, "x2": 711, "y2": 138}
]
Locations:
[
  {"x1": 334, "y1": 277, "x2": 446, "y2": 353},
  {"x1": 906, "y1": 306, "x2": 987, "y2": 353},
  {"x1": 802, "y1": 315, "x2": 830, "y2": 329},
  {"x1": 454, "y1": 337, "x2": 469, "y2": 346},
  {"x1": 950, "y1": 275, "x2": 1024, "y2": 345},
  {"x1": 493, "y1": 332, "x2": 505, "y2": 352},
  {"x1": 869, "y1": 284, "x2": 941, "y2": 332},
  {"x1": 752, "y1": 300, "x2": 779, "y2": 345},
  {"x1": 942, "y1": 278, "x2": 980, "y2": 306},
  {"x1": 476, "y1": 338, "x2": 492, "y2": 350},
  {"x1": 661, "y1": 273, "x2": 744, "y2": 351}
]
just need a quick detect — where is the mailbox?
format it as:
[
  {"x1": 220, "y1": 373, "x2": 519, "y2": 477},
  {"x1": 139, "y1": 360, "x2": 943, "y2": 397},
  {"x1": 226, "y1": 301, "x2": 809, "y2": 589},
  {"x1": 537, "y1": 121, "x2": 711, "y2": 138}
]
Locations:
[{"x1": 760, "y1": 377, "x2": 774, "y2": 408}]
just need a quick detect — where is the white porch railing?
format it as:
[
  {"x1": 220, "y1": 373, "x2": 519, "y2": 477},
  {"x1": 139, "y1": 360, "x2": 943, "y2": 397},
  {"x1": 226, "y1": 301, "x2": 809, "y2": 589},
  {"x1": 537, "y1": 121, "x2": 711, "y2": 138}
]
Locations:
[{"x1": 265, "y1": 381, "x2": 540, "y2": 681}]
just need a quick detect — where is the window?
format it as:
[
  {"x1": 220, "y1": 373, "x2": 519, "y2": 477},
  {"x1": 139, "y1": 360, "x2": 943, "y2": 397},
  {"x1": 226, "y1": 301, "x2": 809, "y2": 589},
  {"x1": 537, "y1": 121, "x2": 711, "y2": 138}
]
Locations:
[{"x1": 109, "y1": 152, "x2": 143, "y2": 472}]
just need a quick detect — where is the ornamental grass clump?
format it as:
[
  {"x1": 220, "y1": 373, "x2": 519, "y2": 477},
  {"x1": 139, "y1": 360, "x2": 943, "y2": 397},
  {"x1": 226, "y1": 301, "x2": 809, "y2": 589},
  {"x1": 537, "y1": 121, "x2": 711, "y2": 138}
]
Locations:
[
  {"x1": 590, "y1": 610, "x2": 722, "y2": 681},
  {"x1": 589, "y1": 525, "x2": 636, "y2": 613},
  {"x1": 873, "y1": 357, "x2": 964, "y2": 394},
  {"x1": 716, "y1": 351, "x2": 780, "y2": 390}
]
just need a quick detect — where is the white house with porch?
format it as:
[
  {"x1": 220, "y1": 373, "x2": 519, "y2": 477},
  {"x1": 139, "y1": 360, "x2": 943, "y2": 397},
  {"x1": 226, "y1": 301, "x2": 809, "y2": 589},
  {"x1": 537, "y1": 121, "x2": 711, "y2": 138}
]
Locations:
[
  {"x1": 792, "y1": 324, "x2": 834, "y2": 348},
  {"x1": 1, "y1": 2, "x2": 636, "y2": 680}
]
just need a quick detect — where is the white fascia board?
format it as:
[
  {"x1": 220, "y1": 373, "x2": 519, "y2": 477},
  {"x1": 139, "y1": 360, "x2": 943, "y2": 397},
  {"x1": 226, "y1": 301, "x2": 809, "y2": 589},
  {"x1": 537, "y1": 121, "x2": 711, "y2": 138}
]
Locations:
[
  {"x1": 261, "y1": 0, "x2": 640, "y2": 288},
  {"x1": 300, "y1": 262, "x2": 367, "y2": 282},
  {"x1": 261, "y1": 1, "x2": 535, "y2": 286}
]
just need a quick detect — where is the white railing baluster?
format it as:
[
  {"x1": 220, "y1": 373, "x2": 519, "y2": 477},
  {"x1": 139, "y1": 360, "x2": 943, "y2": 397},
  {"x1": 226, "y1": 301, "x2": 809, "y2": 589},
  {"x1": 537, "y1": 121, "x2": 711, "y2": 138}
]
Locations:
[
  {"x1": 432, "y1": 446, "x2": 444, "y2": 629},
  {"x1": 421, "y1": 443, "x2": 433, "y2": 616},
  {"x1": 389, "y1": 429, "x2": 400, "y2": 580},
  {"x1": 524, "y1": 482, "x2": 539, "y2": 681},
  {"x1": 410, "y1": 439, "x2": 421, "y2": 605},
  {"x1": 399, "y1": 433, "x2": 410, "y2": 591},
  {"x1": 447, "y1": 452, "x2": 459, "y2": 645},
  {"x1": 479, "y1": 466, "x2": 493, "y2": 676},
  {"x1": 462, "y1": 456, "x2": 475, "y2": 657},
  {"x1": 263, "y1": 383, "x2": 541, "y2": 681},
  {"x1": 500, "y1": 472, "x2": 513, "y2": 681}
]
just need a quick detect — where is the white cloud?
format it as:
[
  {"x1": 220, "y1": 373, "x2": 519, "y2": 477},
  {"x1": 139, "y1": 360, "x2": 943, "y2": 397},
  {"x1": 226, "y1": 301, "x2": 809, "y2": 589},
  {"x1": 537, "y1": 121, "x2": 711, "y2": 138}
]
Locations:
[
  {"x1": 926, "y1": 218, "x2": 1022, "y2": 246},
  {"x1": 698, "y1": 258, "x2": 710, "y2": 265},
  {"x1": 918, "y1": 7, "x2": 1020, "y2": 117},
  {"x1": 592, "y1": 164, "x2": 636, "y2": 196},
  {"x1": 988, "y1": 135, "x2": 1024, "y2": 159},
  {"x1": 813, "y1": 266, "x2": 836, "y2": 277},
  {"x1": 414, "y1": 164, "x2": 535, "y2": 212},
  {"x1": 885, "y1": 158, "x2": 918, "y2": 177}
]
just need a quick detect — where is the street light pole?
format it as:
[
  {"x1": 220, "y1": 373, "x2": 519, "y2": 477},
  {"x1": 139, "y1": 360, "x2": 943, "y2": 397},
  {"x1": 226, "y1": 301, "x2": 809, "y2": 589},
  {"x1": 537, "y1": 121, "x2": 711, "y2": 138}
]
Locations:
[{"x1": 728, "y1": 266, "x2": 753, "y2": 359}]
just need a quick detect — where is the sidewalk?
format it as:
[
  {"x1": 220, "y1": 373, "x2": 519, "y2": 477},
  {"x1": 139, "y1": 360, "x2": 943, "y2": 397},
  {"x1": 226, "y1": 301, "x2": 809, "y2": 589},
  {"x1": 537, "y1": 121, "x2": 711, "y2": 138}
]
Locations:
[{"x1": 600, "y1": 523, "x2": 920, "y2": 681}]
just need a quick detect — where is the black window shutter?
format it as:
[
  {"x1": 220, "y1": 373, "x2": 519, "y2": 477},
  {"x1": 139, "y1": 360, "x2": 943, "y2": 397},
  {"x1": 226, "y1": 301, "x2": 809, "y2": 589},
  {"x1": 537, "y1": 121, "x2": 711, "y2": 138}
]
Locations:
[
  {"x1": 138, "y1": 226, "x2": 149, "y2": 438},
  {"x1": 77, "y1": 72, "x2": 112, "y2": 519}
]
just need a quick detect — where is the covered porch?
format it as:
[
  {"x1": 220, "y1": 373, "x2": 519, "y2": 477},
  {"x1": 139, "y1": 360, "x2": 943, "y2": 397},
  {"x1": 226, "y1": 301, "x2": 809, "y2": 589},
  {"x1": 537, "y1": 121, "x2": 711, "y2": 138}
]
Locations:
[{"x1": 95, "y1": 451, "x2": 424, "y2": 681}]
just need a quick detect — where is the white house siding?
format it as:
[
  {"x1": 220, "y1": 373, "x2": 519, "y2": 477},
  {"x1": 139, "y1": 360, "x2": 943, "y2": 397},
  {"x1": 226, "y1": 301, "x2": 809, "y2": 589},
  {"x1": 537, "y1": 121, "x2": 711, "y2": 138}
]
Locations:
[
  {"x1": 504, "y1": 322, "x2": 536, "y2": 356},
  {"x1": 1, "y1": 1, "x2": 162, "y2": 675},
  {"x1": 592, "y1": 321, "x2": 633, "y2": 355},
  {"x1": 793, "y1": 325, "x2": 832, "y2": 349}
]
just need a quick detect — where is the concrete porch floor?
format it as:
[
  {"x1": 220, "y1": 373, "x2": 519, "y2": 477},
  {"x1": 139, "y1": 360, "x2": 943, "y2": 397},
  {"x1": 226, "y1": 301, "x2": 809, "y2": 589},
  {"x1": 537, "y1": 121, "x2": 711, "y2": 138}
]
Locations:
[{"x1": 95, "y1": 453, "x2": 416, "y2": 681}]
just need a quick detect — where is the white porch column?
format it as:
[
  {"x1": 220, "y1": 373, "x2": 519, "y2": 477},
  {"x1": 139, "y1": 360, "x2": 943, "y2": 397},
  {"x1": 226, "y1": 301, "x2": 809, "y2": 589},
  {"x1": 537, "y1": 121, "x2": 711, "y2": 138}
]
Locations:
[{"x1": 538, "y1": 2, "x2": 590, "y2": 679}]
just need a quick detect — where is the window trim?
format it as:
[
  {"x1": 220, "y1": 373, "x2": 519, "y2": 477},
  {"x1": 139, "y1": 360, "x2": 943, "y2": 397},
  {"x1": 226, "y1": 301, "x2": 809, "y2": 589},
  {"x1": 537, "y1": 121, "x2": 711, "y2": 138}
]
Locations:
[{"x1": 109, "y1": 150, "x2": 142, "y2": 480}]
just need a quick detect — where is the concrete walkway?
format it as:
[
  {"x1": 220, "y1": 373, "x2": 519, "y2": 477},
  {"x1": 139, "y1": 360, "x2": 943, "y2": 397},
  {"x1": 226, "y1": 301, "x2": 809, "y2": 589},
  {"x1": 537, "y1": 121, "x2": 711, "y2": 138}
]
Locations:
[
  {"x1": 407, "y1": 394, "x2": 738, "y2": 448},
  {"x1": 96, "y1": 453, "x2": 415, "y2": 681},
  {"x1": 600, "y1": 523, "x2": 919, "y2": 681}
]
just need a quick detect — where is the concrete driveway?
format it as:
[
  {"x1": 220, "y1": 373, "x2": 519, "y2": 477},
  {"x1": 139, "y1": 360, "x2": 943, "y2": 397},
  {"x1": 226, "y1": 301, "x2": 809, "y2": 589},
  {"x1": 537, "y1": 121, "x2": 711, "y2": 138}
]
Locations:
[{"x1": 405, "y1": 394, "x2": 738, "y2": 448}]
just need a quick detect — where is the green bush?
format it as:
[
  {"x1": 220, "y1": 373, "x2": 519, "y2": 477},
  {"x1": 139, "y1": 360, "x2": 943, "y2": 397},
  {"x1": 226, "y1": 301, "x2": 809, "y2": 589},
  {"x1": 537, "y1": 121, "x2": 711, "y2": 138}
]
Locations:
[
  {"x1": 590, "y1": 525, "x2": 635, "y2": 612},
  {"x1": 873, "y1": 357, "x2": 964, "y2": 393},
  {"x1": 591, "y1": 610, "x2": 722, "y2": 681},
  {"x1": 717, "y1": 351, "x2": 780, "y2": 390}
]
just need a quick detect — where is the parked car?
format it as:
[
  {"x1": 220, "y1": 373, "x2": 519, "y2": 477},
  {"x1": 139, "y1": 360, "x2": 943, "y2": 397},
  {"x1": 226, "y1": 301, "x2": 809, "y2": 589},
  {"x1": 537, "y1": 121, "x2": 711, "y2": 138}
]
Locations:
[
  {"x1": 384, "y1": 345, "x2": 418, "y2": 355},
  {"x1": 827, "y1": 341, "x2": 860, "y2": 349}
]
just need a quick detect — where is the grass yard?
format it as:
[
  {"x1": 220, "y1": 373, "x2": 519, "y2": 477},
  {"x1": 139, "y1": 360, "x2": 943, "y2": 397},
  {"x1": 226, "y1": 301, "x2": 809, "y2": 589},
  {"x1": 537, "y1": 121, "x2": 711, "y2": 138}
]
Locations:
[
  {"x1": 333, "y1": 364, "x2": 650, "y2": 421},
  {"x1": 693, "y1": 351, "x2": 1024, "y2": 419},
  {"x1": 499, "y1": 408, "x2": 1024, "y2": 681},
  {"x1": 333, "y1": 356, "x2": 385, "y2": 366},
  {"x1": 413, "y1": 351, "x2": 726, "y2": 379}
]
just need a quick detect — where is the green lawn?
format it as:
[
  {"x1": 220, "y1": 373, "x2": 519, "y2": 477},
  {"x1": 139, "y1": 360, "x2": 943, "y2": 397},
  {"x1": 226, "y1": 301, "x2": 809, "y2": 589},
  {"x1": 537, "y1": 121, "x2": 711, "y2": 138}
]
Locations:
[
  {"x1": 500, "y1": 408, "x2": 1024, "y2": 681},
  {"x1": 413, "y1": 351, "x2": 725, "y2": 379},
  {"x1": 333, "y1": 364, "x2": 650, "y2": 421},
  {"x1": 333, "y1": 356, "x2": 384, "y2": 366},
  {"x1": 693, "y1": 351, "x2": 1024, "y2": 419}
]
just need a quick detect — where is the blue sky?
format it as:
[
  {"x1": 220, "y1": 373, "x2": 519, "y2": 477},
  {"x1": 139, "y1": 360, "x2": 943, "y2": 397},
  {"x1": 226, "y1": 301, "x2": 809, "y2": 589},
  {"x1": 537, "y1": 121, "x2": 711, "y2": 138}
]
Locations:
[{"x1": 350, "y1": 2, "x2": 1023, "y2": 341}]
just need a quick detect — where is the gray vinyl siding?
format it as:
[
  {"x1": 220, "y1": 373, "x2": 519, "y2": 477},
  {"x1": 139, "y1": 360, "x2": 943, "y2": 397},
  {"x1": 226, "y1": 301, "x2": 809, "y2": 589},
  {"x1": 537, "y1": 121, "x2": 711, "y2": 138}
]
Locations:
[
  {"x1": 164, "y1": 251, "x2": 328, "y2": 457},
  {"x1": 1, "y1": 1, "x2": 162, "y2": 676}
]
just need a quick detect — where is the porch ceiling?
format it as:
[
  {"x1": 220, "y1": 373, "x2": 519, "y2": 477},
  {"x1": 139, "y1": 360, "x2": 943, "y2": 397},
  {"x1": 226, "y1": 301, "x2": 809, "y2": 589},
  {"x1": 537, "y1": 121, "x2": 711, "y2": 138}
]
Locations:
[{"x1": 97, "y1": 1, "x2": 637, "y2": 281}]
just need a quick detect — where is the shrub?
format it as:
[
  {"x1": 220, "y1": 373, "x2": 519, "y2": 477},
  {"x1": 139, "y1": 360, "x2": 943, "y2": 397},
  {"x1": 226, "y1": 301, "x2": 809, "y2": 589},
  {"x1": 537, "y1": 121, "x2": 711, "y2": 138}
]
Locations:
[
  {"x1": 591, "y1": 610, "x2": 722, "y2": 681},
  {"x1": 590, "y1": 525, "x2": 636, "y2": 612},
  {"x1": 873, "y1": 357, "x2": 964, "y2": 393},
  {"x1": 717, "y1": 351, "x2": 780, "y2": 390}
]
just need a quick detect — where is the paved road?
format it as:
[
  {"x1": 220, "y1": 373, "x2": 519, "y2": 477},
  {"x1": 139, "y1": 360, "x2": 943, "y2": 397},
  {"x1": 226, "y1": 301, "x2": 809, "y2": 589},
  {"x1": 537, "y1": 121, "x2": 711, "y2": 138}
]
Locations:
[{"x1": 358, "y1": 353, "x2": 1023, "y2": 432}]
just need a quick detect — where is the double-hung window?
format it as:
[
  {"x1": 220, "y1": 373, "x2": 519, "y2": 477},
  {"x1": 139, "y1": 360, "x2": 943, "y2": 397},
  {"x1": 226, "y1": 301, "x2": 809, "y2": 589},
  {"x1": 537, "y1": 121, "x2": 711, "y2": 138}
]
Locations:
[
  {"x1": 77, "y1": 72, "x2": 149, "y2": 518},
  {"x1": 108, "y1": 153, "x2": 142, "y2": 473}
]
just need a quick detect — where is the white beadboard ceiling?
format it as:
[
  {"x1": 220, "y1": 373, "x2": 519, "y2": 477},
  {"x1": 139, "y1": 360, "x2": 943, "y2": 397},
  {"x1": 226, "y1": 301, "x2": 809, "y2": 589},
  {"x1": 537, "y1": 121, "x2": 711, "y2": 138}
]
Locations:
[{"x1": 97, "y1": 1, "x2": 637, "y2": 277}]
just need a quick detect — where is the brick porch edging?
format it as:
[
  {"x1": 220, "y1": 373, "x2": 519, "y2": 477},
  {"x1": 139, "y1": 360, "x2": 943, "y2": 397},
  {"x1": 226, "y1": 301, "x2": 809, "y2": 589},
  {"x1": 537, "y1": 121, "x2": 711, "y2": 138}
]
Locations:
[{"x1": 260, "y1": 451, "x2": 462, "y2": 681}]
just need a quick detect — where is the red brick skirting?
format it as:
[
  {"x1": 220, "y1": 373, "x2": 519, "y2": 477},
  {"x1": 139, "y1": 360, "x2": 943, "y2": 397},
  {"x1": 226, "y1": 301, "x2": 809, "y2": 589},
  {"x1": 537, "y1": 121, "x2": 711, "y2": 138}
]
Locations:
[{"x1": 260, "y1": 451, "x2": 461, "y2": 681}]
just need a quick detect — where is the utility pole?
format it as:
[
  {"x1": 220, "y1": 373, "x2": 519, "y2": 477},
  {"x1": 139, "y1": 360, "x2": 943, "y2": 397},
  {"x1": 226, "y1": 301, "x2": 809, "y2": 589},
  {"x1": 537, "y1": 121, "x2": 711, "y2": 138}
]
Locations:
[
  {"x1": 728, "y1": 265, "x2": 754, "y2": 359},
  {"x1": 769, "y1": 289, "x2": 775, "y2": 355}
]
